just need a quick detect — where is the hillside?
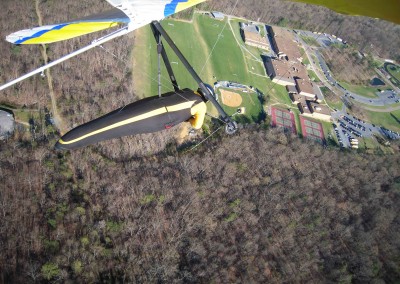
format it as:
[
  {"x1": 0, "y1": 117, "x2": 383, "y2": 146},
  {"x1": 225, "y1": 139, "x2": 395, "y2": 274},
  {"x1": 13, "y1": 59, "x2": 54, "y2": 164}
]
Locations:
[
  {"x1": 1, "y1": 128, "x2": 400, "y2": 282},
  {"x1": 321, "y1": 46, "x2": 377, "y2": 85}
]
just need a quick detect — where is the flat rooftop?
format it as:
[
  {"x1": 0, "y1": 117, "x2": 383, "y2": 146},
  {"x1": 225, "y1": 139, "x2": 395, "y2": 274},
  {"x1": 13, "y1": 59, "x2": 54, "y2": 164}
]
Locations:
[
  {"x1": 243, "y1": 30, "x2": 269, "y2": 46},
  {"x1": 269, "y1": 59, "x2": 306, "y2": 80},
  {"x1": 295, "y1": 78, "x2": 315, "y2": 96},
  {"x1": 308, "y1": 101, "x2": 331, "y2": 115},
  {"x1": 272, "y1": 27, "x2": 302, "y2": 60}
]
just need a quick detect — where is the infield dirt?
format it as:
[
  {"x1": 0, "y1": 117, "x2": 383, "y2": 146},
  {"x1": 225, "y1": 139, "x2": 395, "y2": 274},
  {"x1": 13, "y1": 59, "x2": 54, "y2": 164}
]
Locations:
[{"x1": 220, "y1": 89, "x2": 242, "y2": 107}]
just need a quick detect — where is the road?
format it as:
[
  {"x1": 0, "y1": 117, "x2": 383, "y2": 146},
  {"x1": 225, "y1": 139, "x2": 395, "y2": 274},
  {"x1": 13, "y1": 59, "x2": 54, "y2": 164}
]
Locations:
[
  {"x1": 313, "y1": 51, "x2": 400, "y2": 107},
  {"x1": 297, "y1": 37, "x2": 400, "y2": 145}
]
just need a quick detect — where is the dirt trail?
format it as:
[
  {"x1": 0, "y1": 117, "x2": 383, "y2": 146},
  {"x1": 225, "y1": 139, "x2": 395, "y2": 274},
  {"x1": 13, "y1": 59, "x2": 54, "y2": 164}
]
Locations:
[{"x1": 35, "y1": 0, "x2": 67, "y2": 134}]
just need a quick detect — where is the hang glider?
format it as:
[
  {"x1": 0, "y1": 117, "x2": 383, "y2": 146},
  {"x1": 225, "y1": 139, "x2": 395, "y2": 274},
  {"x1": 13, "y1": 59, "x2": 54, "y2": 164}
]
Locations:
[
  {"x1": 55, "y1": 21, "x2": 238, "y2": 150},
  {"x1": 6, "y1": 0, "x2": 206, "y2": 45}
]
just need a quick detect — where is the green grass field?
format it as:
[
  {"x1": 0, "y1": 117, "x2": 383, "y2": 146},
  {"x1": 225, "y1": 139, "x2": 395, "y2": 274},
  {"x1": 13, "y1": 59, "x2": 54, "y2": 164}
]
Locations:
[
  {"x1": 217, "y1": 88, "x2": 263, "y2": 123},
  {"x1": 366, "y1": 110, "x2": 400, "y2": 132},
  {"x1": 300, "y1": 36, "x2": 320, "y2": 47},
  {"x1": 291, "y1": 0, "x2": 399, "y2": 25},
  {"x1": 308, "y1": 70, "x2": 320, "y2": 82},
  {"x1": 321, "y1": 121, "x2": 334, "y2": 140},
  {"x1": 319, "y1": 86, "x2": 343, "y2": 110},
  {"x1": 0, "y1": 104, "x2": 39, "y2": 125},
  {"x1": 339, "y1": 82, "x2": 382, "y2": 98},
  {"x1": 131, "y1": 17, "x2": 212, "y2": 98},
  {"x1": 291, "y1": 108, "x2": 303, "y2": 136},
  {"x1": 299, "y1": 48, "x2": 310, "y2": 65},
  {"x1": 356, "y1": 137, "x2": 393, "y2": 154},
  {"x1": 131, "y1": 14, "x2": 291, "y2": 119}
]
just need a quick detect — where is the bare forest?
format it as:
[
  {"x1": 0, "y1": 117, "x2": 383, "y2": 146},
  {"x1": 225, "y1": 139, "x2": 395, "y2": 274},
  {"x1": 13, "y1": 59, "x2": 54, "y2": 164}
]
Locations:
[{"x1": 0, "y1": 0, "x2": 400, "y2": 282}]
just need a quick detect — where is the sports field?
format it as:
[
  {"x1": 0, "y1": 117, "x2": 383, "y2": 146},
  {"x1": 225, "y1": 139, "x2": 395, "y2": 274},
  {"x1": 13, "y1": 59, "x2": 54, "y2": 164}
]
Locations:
[
  {"x1": 270, "y1": 107, "x2": 297, "y2": 134},
  {"x1": 131, "y1": 13, "x2": 291, "y2": 109},
  {"x1": 300, "y1": 116, "x2": 325, "y2": 143},
  {"x1": 220, "y1": 89, "x2": 242, "y2": 107},
  {"x1": 217, "y1": 87, "x2": 264, "y2": 123}
]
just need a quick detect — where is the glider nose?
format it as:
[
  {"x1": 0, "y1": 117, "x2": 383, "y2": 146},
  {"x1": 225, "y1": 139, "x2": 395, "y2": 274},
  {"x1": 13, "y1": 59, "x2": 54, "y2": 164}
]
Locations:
[{"x1": 54, "y1": 140, "x2": 68, "y2": 150}]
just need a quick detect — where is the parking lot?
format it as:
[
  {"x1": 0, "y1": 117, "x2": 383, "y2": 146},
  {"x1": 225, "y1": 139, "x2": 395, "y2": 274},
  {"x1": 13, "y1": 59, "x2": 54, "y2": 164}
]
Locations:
[{"x1": 332, "y1": 111, "x2": 400, "y2": 147}]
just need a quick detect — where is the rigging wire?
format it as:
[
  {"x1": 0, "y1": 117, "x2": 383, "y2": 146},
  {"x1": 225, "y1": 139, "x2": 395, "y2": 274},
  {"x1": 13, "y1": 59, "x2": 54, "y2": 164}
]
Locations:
[
  {"x1": 98, "y1": 43, "x2": 189, "y2": 103},
  {"x1": 186, "y1": 124, "x2": 225, "y2": 152}
]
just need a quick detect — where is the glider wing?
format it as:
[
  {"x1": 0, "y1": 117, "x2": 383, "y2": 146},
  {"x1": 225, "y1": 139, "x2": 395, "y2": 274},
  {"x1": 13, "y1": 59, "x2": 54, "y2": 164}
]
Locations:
[
  {"x1": 6, "y1": 8, "x2": 130, "y2": 44},
  {"x1": 6, "y1": 0, "x2": 206, "y2": 45},
  {"x1": 105, "y1": 0, "x2": 207, "y2": 31}
]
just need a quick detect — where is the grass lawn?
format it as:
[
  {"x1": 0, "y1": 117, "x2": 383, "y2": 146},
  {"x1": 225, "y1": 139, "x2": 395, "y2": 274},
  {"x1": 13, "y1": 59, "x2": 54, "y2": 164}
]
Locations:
[
  {"x1": 268, "y1": 84, "x2": 293, "y2": 106},
  {"x1": 365, "y1": 109, "x2": 400, "y2": 132},
  {"x1": 131, "y1": 25, "x2": 156, "y2": 98},
  {"x1": 308, "y1": 69, "x2": 320, "y2": 82},
  {"x1": 259, "y1": 25, "x2": 266, "y2": 37},
  {"x1": 311, "y1": 54, "x2": 318, "y2": 63},
  {"x1": 291, "y1": 109, "x2": 303, "y2": 136},
  {"x1": 324, "y1": 98, "x2": 343, "y2": 111},
  {"x1": 339, "y1": 81, "x2": 380, "y2": 98},
  {"x1": 320, "y1": 86, "x2": 343, "y2": 110},
  {"x1": 300, "y1": 35, "x2": 320, "y2": 47},
  {"x1": 321, "y1": 121, "x2": 334, "y2": 140},
  {"x1": 0, "y1": 104, "x2": 39, "y2": 124},
  {"x1": 355, "y1": 102, "x2": 394, "y2": 110},
  {"x1": 299, "y1": 47, "x2": 310, "y2": 65},
  {"x1": 356, "y1": 137, "x2": 393, "y2": 154},
  {"x1": 131, "y1": 16, "x2": 213, "y2": 98}
]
